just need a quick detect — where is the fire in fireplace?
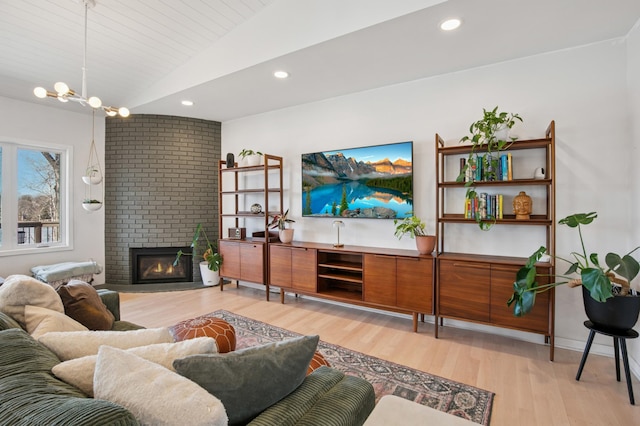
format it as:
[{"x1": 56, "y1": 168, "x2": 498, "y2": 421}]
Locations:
[{"x1": 130, "y1": 247, "x2": 193, "y2": 284}]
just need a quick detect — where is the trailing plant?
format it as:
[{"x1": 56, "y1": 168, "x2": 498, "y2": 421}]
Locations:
[
  {"x1": 269, "y1": 209, "x2": 295, "y2": 230},
  {"x1": 393, "y1": 213, "x2": 428, "y2": 239},
  {"x1": 174, "y1": 223, "x2": 222, "y2": 272},
  {"x1": 507, "y1": 212, "x2": 640, "y2": 317},
  {"x1": 457, "y1": 106, "x2": 523, "y2": 230},
  {"x1": 82, "y1": 199, "x2": 101, "y2": 204}
]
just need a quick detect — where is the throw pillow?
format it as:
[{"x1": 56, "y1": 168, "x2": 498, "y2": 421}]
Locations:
[
  {"x1": 307, "y1": 350, "x2": 331, "y2": 375},
  {"x1": 52, "y1": 337, "x2": 217, "y2": 396},
  {"x1": 169, "y1": 316, "x2": 236, "y2": 353},
  {"x1": 174, "y1": 334, "x2": 319, "y2": 425},
  {"x1": 38, "y1": 327, "x2": 173, "y2": 361},
  {"x1": 0, "y1": 274, "x2": 63, "y2": 327},
  {"x1": 25, "y1": 305, "x2": 88, "y2": 339},
  {"x1": 94, "y1": 346, "x2": 227, "y2": 426},
  {"x1": 57, "y1": 280, "x2": 115, "y2": 330}
]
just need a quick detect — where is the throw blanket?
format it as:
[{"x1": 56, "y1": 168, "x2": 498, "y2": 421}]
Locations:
[{"x1": 31, "y1": 262, "x2": 103, "y2": 283}]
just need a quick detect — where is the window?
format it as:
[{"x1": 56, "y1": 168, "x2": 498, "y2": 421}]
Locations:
[{"x1": 0, "y1": 140, "x2": 70, "y2": 254}]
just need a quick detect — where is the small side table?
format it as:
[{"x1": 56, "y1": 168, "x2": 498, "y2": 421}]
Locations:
[{"x1": 576, "y1": 320, "x2": 639, "y2": 405}]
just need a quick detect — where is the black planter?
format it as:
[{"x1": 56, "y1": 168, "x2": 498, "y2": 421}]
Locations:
[{"x1": 582, "y1": 286, "x2": 640, "y2": 331}]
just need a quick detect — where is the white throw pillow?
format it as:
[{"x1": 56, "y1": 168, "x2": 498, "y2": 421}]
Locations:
[
  {"x1": 0, "y1": 274, "x2": 64, "y2": 326},
  {"x1": 25, "y1": 305, "x2": 88, "y2": 339},
  {"x1": 52, "y1": 337, "x2": 218, "y2": 396},
  {"x1": 94, "y1": 346, "x2": 227, "y2": 426},
  {"x1": 38, "y1": 327, "x2": 173, "y2": 361}
]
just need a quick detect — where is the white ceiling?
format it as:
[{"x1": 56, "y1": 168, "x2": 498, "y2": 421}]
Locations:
[{"x1": 1, "y1": 0, "x2": 639, "y2": 122}]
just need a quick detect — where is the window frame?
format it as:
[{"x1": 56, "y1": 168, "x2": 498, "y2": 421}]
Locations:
[{"x1": 0, "y1": 138, "x2": 73, "y2": 256}]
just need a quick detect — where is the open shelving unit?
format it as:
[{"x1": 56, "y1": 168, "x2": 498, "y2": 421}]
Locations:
[{"x1": 435, "y1": 121, "x2": 557, "y2": 360}]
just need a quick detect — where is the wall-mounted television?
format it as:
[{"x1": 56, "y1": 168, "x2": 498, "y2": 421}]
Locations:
[{"x1": 301, "y1": 141, "x2": 413, "y2": 219}]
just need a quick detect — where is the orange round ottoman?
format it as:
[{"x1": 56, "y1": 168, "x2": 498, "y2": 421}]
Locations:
[{"x1": 169, "y1": 316, "x2": 236, "y2": 353}]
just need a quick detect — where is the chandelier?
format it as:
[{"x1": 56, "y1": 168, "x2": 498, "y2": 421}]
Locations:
[{"x1": 33, "y1": 0, "x2": 129, "y2": 117}]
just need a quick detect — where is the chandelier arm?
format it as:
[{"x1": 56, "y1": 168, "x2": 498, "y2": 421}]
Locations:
[{"x1": 82, "y1": 0, "x2": 88, "y2": 99}]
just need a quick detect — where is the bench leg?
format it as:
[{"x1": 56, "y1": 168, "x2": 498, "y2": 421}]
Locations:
[{"x1": 620, "y1": 339, "x2": 635, "y2": 405}]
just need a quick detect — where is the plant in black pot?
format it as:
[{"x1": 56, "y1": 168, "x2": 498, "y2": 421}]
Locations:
[{"x1": 508, "y1": 212, "x2": 640, "y2": 330}]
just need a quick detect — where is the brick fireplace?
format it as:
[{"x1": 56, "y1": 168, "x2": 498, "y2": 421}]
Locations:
[{"x1": 104, "y1": 114, "x2": 220, "y2": 285}]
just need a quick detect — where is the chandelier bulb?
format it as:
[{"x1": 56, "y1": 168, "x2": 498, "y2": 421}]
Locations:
[
  {"x1": 34, "y1": 87, "x2": 48, "y2": 98},
  {"x1": 105, "y1": 108, "x2": 117, "y2": 117},
  {"x1": 118, "y1": 107, "x2": 130, "y2": 117},
  {"x1": 54, "y1": 82, "x2": 70, "y2": 95},
  {"x1": 88, "y1": 96, "x2": 102, "y2": 108}
]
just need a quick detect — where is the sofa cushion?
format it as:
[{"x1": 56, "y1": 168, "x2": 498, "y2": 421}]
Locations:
[
  {"x1": 0, "y1": 310, "x2": 22, "y2": 330},
  {"x1": 25, "y1": 305, "x2": 88, "y2": 339},
  {"x1": 247, "y1": 366, "x2": 375, "y2": 426},
  {"x1": 94, "y1": 346, "x2": 227, "y2": 426},
  {"x1": 174, "y1": 334, "x2": 319, "y2": 425},
  {"x1": 52, "y1": 337, "x2": 218, "y2": 396},
  {"x1": 57, "y1": 280, "x2": 115, "y2": 330},
  {"x1": 0, "y1": 274, "x2": 64, "y2": 327},
  {"x1": 38, "y1": 327, "x2": 174, "y2": 361},
  {"x1": 0, "y1": 328, "x2": 138, "y2": 426}
]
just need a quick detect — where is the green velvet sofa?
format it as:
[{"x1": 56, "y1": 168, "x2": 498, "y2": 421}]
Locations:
[{"x1": 0, "y1": 289, "x2": 375, "y2": 426}]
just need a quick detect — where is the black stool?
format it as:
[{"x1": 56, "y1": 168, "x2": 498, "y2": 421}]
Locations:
[{"x1": 576, "y1": 320, "x2": 639, "y2": 405}]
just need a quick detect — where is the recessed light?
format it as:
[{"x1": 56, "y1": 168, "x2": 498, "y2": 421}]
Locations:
[
  {"x1": 440, "y1": 18, "x2": 461, "y2": 31},
  {"x1": 274, "y1": 71, "x2": 289, "y2": 79},
  {"x1": 181, "y1": 100, "x2": 193, "y2": 106}
]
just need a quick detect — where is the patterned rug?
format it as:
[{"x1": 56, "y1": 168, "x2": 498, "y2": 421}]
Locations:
[{"x1": 208, "y1": 310, "x2": 494, "y2": 425}]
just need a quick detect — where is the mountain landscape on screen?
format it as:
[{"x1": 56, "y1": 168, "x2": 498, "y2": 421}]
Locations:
[{"x1": 302, "y1": 141, "x2": 413, "y2": 219}]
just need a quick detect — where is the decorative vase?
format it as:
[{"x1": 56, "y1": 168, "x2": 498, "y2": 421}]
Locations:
[
  {"x1": 582, "y1": 286, "x2": 640, "y2": 331},
  {"x1": 199, "y1": 261, "x2": 220, "y2": 286},
  {"x1": 226, "y1": 153, "x2": 235, "y2": 168},
  {"x1": 246, "y1": 154, "x2": 261, "y2": 167},
  {"x1": 415, "y1": 235, "x2": 436, "y2": 254},
  {"x1": 494, "y1": 125, "x2": 509, "y2": 142},
  {"x1": 279, "y1": 228, "x2": 294, "y2": 244}
]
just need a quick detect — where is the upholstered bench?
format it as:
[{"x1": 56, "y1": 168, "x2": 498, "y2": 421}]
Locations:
[{"x1": 363, "y1": 395, "x2": 480, "y2": 425}]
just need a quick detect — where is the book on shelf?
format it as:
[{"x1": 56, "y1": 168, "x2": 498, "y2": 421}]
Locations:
[
  {"x1": 507, "y1": 152, "x2": 513, "y2": 180},
  {"x1": 464, "y1": 193, "x2": 504, "y2": 220}
]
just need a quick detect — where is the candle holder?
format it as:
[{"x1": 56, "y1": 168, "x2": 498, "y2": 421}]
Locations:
[{"x1": 333, "y1": 220, "x2": 345, "y2": 247}]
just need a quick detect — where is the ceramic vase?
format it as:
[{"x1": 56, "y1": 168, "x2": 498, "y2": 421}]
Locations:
[{"x1": 279, "y1": 228, "x2": 294, "y2": 243}]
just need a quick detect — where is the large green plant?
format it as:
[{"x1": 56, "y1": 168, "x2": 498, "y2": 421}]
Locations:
[
  {"x1": 174, "y1": 223, "x2": 222, "y2": 272},
  {"x1": 457, "y1": 107, "x2": 523, "y2": 230},
  {"x1": 508, "y1": 212, "x2": 640, "y2": 317}
]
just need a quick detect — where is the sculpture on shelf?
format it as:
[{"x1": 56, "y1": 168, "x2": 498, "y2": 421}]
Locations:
[
  {"x1": 332, "y1": 220, "x2": 345, "y2": 247},
  {"x1": 513, "y1": 191, "x2": 532, "y2": 220}
]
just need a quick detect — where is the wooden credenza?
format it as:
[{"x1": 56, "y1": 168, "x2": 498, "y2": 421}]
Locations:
[{"x1": 269, "y1": 242, "x2": 435, "y2": 331}]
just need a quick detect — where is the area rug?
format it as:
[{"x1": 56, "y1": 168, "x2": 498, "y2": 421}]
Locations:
[{"x1": 207, "y1": 310, "x2": 494, "y2": 425}]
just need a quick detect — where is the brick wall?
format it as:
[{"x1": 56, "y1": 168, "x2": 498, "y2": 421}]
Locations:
[{"x1": 104, "y1": 114, "x2": 221, "y2": 284}]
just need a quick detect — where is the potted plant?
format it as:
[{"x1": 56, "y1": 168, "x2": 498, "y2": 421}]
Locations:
[
  {"x1": 174, "y1": 223, "x2": 223, "y2": 286},
  {"x1": 82, "y1": 198, "x2": 102, "y2": 211},
  {"x1": 508, "y1": 212, "x2": 640, "y2": 329},
  {"x1": 269, "y1": 209, "x2": 295, "y2": 243},
  {"x1": 393, "y1": 213, "x2": 436, "y2": 254},
  {"x1": 239, "y1": 149, "x2": 263, "y2": 167},
  {"x1": 458, "y1": 107, "x2": 523, "y2": 230}
]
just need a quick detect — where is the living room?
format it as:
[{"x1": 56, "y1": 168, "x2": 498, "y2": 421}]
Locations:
[{"x1": 1, "y1": 1, "x2": 639, "y2": 424}]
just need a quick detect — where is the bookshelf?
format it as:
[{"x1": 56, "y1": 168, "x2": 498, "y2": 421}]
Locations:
[{"x1": 434, "y1": 121, "x2": 556, "y2": 360}]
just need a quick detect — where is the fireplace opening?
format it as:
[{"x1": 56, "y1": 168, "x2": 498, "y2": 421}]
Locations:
[{"x1": 130, "y1": 247, "x2": 193, "y2": 284}]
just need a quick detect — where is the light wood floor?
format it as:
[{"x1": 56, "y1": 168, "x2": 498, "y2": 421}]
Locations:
[{"x1": 120, "y1": 285, "x2": 640, "y2": 425}]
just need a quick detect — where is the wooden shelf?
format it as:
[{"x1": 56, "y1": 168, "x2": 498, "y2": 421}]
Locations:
[
  {"x1": 437, "y1": 137, "x2": 551, "y2": 155},
  {"x1": 439, "y1": 214, "x2": 552, "y2": 225},
  {"x1": 220, "y1": 188, "x2": 282, "y2": 194},
  {"x1": 317, "y1": 261, "x2": 363, "y2": 272},
  {"x1": 438, "y1": 178, "x2": 552, "y2": 188},
  {"x1": 317, "y1": 272, "x2": 363, "y2": 284}
]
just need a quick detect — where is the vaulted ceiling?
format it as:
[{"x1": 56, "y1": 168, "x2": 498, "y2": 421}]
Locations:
[{"x1": 1, "y1": 0, "x2": 639, "y2": 122}]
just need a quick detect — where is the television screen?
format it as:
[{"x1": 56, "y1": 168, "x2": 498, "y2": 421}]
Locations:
[{"x1": 301, "y1": 141, "x2": 413, "y2": 219}]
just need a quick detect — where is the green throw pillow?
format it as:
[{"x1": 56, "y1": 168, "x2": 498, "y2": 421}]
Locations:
[
  {"x1": 0, "y1": 310, "x2": 22, "y2": 331},
  {"x1": 174, "y1": 334, "x2": 319, "y2": 425}
]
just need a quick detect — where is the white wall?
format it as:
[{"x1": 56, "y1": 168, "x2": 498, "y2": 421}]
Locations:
[
  {"x1": 627, "y1": 19, "x2": 640, "y2": 374},
  {"x1": 0, "y1": 97, "x2": 106, "y2": 284},
  {"x1": 223, "y1": 39, "x2": 636, "y2": 362}
]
